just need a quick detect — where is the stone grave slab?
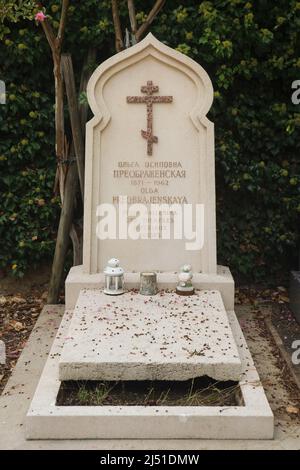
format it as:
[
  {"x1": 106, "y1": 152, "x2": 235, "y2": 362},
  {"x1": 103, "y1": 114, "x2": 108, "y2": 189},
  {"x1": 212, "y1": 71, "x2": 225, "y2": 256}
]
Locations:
[{"x1": 59, "y1": 289, "x2": 242, "y2": 382}]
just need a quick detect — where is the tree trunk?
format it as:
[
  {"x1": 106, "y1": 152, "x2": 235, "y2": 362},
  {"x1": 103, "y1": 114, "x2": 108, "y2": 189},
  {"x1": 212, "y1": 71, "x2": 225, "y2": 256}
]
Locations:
[
  {"x1": 48, "y1": 50, "x2": 97, "y2": 297},
  {"x1": 62, "y1": 54, "x2": 85, "y2": 201},
  {"x1": 79, "y1": 47, "x2": 97, "y2": 137},
  {"x1": 70, "y1": 223, "x2": 83, "y2": 266},
  {"x1": 112, "y1": 0, "x2": 124, "y2": 52},
  {"x1": 47, "y1": 160, "x2": 78, "y2": 304},
  {"x1": 53, "y1": 52, "x2": 67, "y2": 198}
]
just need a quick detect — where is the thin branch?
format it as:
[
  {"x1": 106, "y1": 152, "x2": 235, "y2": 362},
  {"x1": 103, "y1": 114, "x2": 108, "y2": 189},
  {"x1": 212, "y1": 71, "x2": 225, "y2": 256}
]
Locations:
[
  {"x1": 41, "y1": 0, "x2": 69, "y2": 54},
  {"x1": 41, "y1": 18, "x2": 56, "y2": 52},
  {"x1": 111, "y1": 0, "x2": 124, "y2": 52},
  {"x1": 127, "y1": 0, "x2": 137, "y2": 36},
  {"x1": 136, "y1": 0, "x2": 166, "y2": 42},
  {"x1": 39, "y1": 7, "x2": 67, "y2": 189},
  {"x1": 57, "y1": 0, "x2": 70, "y2": 48}
]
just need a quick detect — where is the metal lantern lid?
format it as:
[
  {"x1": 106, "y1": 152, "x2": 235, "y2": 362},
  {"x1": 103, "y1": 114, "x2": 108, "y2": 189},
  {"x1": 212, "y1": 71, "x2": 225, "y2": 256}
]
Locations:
[{"x1": 104, "y1": 258, "x2": 124, "y2": 277}]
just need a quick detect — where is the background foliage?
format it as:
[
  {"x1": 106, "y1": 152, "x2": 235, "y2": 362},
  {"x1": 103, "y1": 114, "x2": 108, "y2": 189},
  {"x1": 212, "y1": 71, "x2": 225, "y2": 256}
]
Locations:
[{"x1": 0, "y1": 0, "x2": 299, "y2": 281}]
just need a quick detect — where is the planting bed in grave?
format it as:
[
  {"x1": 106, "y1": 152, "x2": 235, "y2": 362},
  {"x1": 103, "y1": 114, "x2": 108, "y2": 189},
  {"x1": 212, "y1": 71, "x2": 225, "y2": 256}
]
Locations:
[{"x1": 56, "y1": 377, "x2": 242, "y2": 407}]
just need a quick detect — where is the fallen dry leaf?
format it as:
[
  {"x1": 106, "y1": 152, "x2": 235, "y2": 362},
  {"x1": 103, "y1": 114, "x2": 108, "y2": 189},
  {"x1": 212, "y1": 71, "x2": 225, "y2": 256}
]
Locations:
[
  {"x1": 10, "y1": 320, "x2": 24, "y2": 332},
  {"x1": 11, "y1": 296, "x2": 26, "y2": 304},
  {"x1": 286, "y1": 405, "x2": 299, "y2": 415},
  {"x1": 278, "y1": 295, "x2": 289, "y2": 303}
]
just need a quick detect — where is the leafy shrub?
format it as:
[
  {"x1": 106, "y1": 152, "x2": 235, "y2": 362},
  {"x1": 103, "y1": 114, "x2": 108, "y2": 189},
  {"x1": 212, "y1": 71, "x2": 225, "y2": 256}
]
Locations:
[
  {"x1": 0, "y1": 82, "x2": 60, "y2": 276},
  {"x1": 0, "y1": 0, "x2": 299, "y2": 281}
]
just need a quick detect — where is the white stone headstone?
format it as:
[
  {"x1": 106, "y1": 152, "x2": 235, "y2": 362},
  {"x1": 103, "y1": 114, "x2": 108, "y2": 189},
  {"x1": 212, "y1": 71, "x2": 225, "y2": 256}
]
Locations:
[{"x1": 84, "y1": 34, "x2": 216, "y2": 275}]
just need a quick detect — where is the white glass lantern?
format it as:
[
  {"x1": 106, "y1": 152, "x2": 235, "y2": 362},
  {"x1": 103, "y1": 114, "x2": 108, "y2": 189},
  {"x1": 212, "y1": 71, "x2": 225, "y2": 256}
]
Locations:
[
  {"x1": 104, "y1": 258, "x2": 125, "y2": 295},
  {"x1": 176, "y1": 264, "x2": 194, "y2": 296}
]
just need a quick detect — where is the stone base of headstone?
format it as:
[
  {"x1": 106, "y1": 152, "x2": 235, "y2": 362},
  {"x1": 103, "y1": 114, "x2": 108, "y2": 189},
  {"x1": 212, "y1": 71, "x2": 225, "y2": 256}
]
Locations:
[
  {"x1": 289, "y1": 271, "x2": 300, "y2": 324},
  {"x1": 65, "y1": 264, "x2": 235, "y2": 311}
]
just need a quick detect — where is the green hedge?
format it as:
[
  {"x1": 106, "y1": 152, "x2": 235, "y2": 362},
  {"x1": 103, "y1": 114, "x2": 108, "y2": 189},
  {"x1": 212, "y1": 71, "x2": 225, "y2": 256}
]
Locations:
[{"x1": 0, "y1": 0, "x2": 299, "y2": 281}]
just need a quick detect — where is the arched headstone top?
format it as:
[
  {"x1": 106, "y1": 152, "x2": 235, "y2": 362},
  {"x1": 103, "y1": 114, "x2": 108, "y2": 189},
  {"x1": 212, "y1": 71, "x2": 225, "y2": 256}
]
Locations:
[{"x1": 87, "y1": 33, "x2": 214, "y2": 133}]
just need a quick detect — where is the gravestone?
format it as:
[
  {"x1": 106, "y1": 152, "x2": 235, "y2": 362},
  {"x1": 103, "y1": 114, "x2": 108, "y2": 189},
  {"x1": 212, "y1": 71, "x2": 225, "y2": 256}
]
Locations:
[{"x1": 26, "y1": 35, "x2": 273, "y2": 440}]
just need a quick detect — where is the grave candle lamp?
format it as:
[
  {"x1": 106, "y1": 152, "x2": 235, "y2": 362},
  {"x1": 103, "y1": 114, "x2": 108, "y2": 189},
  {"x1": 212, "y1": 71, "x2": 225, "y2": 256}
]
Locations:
[
  {"x1": 104, "y1": 258, "x2": 125, "y2": 295},
  {"x1": 140, "y1": 272, "x2": 157, "y2": 295},
  {"x1": 176, "y1": 264, "x2": 195, "y2": 296}
]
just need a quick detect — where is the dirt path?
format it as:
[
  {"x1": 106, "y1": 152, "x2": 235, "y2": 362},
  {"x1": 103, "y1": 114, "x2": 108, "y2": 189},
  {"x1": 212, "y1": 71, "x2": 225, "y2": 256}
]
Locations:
[{"x1": 238, "y1": 303, "x2": 300, "y2": 432}]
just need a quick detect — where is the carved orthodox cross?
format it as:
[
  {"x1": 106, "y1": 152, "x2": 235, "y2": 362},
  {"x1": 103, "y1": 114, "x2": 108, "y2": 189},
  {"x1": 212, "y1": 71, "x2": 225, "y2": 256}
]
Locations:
[{"x1": 127, "y1": 81, "x2": 173, "y2": 156}]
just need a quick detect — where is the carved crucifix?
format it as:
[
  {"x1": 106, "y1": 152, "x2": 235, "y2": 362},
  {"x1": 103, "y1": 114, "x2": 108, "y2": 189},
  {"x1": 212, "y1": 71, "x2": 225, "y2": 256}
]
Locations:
[{"x1": 127, "y1": 81, "x2": 173, "y2": 156}]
